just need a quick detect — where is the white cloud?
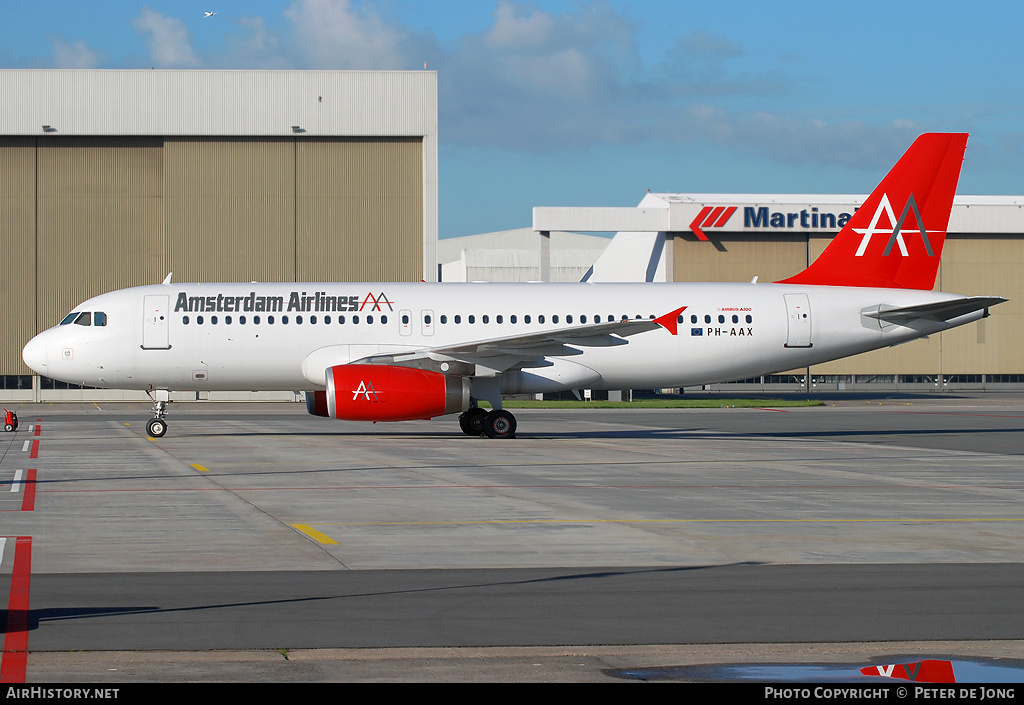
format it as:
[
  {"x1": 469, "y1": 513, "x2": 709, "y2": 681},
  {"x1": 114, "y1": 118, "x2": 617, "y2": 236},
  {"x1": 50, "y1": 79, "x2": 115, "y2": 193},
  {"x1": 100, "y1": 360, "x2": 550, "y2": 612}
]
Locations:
[
  {"x1": 131, "y1": 7, "x2": 200, "y2": 68},
  {"x1": 48, "y1": 36, "x2": 102, "y2": 69},
  {"x1": 283, "y1": 0, "x2": 417, "y2": 69},
  {"x1": 119, "y1": 1, "x2": 948, "y2": 170}
]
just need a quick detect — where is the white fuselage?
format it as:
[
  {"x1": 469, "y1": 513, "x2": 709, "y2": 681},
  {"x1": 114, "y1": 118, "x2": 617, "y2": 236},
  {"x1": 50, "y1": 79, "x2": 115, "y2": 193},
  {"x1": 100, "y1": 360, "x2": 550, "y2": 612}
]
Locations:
[{"x1": 23, "y1": 281, "x2": 978, "y2": 395}]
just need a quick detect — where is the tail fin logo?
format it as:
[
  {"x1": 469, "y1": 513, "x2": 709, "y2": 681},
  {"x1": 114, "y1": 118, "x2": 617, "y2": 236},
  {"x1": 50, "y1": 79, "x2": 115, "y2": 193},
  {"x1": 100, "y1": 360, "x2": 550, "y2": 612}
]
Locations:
[{"x1": 853, "y1": 193, "x2": 936, "y2": 257}]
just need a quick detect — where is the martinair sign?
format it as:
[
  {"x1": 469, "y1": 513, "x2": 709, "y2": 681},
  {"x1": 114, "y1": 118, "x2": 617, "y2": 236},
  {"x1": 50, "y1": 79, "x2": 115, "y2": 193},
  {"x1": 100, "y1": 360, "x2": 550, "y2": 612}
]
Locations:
[{"x1": 683, "y1": 201, "x2": 859, "y2": 240}]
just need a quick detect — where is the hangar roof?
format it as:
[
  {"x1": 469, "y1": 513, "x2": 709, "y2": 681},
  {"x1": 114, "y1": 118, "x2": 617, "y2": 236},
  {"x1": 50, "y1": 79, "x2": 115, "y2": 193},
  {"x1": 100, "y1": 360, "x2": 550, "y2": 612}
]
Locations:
[
  {"x1": 534, "y1": 193, "x2": 1024, "y2": 235},
  {"x1": 0, "y1": 69, "x2": 436, "y2": 137}
]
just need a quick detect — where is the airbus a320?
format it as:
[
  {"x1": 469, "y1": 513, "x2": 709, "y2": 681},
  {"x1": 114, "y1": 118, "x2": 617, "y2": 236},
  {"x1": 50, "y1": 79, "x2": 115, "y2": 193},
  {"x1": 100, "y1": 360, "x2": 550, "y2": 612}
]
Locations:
[{"x1": 21, "y1": 133, "x2": 1004, "y2": 439}]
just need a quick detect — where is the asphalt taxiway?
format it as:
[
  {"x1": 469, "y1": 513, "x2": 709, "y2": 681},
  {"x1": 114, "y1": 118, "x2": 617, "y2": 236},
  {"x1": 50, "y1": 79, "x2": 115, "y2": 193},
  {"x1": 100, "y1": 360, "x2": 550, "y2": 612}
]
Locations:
[{"x1": 2, "y1": 394, "x2": 1023, "y2": 681}]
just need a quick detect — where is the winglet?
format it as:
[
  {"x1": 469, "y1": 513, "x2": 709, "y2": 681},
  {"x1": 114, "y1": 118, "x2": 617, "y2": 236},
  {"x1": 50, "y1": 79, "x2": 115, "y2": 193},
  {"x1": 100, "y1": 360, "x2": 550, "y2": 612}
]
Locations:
[{"x1": 654, "y1": 306, "x2": 688, "y2": 335}]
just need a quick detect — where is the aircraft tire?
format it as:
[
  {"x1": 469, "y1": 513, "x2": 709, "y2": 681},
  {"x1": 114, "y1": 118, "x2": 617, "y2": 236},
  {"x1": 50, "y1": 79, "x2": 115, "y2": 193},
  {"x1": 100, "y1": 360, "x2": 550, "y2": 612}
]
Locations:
[
  {"x1": 146, "y1": 418, "x2": 168, "y2": 438},
  {"x1": 459, "y1": 407, "x2": 488, "y2": 436},
  {"x1": 483, "y1": 409, "x2": 516, "y2": 439}
]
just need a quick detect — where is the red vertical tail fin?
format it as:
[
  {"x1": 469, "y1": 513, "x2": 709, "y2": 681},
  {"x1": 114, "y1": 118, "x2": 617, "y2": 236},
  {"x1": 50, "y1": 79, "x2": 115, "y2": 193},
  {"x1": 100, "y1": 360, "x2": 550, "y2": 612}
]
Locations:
[{"x1": 777, "y1": 133, "x2": 968, "y2": 290}]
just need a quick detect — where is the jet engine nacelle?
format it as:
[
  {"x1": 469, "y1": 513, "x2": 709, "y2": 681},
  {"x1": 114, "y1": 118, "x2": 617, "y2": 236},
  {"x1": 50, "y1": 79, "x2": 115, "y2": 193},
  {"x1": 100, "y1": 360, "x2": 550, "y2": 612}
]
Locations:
[{"x1": 318, "y1": 364, "x2": 470, "y2": 422}]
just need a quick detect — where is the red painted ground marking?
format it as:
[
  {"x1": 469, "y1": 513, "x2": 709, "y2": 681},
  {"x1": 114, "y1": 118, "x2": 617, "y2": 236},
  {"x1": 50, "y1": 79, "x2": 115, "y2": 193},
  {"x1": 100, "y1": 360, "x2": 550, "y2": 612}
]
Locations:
[
  {"x1": 28, "y1": 441, "x2": 38, "y2": 459},
  {"x1": 21, "y1": 470, "x2": 36, "y2": 512},
  {"x1": 33, "y1": 425, "x2": 40, "y2": 437},
  {"x1": 1, "y1": 536, "x2": 32, "y2": 683}
]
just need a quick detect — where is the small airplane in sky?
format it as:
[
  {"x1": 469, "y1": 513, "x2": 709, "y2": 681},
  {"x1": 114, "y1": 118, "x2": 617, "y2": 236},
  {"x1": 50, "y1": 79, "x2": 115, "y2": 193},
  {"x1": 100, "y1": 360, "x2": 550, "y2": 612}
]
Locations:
[
  {"x1": 204, "y1": 12, "x2": 216, "y2": 19},
  {"x1": 22, "y1": 134, "x2": 1004, "y2": 439}
]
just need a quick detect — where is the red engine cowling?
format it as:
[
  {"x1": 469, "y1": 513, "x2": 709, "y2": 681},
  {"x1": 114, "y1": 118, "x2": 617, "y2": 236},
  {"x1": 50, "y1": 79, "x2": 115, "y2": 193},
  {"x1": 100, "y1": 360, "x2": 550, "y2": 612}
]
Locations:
[{"x1": 322, "y1": 365, "x2": 470, "y2": 422}]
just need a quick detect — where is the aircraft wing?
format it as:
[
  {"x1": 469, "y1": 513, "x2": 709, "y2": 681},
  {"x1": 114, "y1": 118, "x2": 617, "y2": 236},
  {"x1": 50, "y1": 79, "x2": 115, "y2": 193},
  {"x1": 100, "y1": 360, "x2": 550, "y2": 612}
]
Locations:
[
  {"x1": 865, "y1": 296, "x2": 1007, "y2": 323},
  {"x1": 350, "y1": 315, "x2": 674, "y2": 373}
]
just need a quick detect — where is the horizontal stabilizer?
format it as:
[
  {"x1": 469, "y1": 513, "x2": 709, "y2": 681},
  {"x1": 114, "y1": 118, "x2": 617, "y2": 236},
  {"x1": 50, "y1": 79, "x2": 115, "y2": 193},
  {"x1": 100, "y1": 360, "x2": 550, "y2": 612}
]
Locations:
[{"x1": 865, "y1": 296, "x2": 1007, "y2": 323}]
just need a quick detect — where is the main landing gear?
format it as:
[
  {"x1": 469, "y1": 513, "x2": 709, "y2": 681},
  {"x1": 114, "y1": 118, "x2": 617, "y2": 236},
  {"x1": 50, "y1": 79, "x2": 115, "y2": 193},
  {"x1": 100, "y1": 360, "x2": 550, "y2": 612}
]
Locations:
[
  {"x1": 458, "y1": 407, "x2": 517, "y2": 439},
  {"x1": 145, "y1": 390, "x2": 170, "y2": 438}
]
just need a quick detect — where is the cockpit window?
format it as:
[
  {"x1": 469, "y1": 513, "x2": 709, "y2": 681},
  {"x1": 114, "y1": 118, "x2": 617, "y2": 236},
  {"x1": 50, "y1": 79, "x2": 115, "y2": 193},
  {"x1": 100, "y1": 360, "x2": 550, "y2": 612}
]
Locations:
[{"x1": 59, "y1": 311, "x2": 106, "y2": 327}]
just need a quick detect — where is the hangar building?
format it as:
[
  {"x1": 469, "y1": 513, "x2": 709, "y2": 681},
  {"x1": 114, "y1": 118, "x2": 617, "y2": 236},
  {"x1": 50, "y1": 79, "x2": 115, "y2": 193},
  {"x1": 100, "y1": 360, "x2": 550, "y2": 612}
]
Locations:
[{"x1": 1, "y1": 69, "x2": 436, "y2": 401}]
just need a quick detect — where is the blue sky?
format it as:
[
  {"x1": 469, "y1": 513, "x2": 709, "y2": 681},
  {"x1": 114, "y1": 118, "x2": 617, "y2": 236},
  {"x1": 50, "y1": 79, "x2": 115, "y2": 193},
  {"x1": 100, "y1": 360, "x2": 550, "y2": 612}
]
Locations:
[{"x1": 2, "y1": 0, "x2": 1021, "y2": 238}]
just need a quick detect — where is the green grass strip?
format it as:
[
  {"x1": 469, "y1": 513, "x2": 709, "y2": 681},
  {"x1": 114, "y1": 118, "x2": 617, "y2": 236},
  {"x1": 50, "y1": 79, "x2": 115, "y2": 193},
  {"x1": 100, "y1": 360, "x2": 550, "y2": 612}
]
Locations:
[{"x1": 480, "y1": 398, "x2": 824, "y2": 409}]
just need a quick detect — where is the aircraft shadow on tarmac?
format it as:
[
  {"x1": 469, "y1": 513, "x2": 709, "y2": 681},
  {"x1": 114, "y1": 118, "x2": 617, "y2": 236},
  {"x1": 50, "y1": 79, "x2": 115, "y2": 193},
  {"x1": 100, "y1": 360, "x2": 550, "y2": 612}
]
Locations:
[
  {"x1": 8, "y1": 563, "x2": 767, "y2": 632},
  {"x1": 157, "y1": 425, "x2": 1023, "y2": 444}
]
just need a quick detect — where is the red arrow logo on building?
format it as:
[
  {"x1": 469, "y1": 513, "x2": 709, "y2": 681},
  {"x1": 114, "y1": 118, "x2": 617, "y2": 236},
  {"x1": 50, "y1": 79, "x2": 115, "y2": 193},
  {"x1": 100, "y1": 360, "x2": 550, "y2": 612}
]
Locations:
[{"x1": 689, "y1": 206, "x2": 737, "y2": 241}]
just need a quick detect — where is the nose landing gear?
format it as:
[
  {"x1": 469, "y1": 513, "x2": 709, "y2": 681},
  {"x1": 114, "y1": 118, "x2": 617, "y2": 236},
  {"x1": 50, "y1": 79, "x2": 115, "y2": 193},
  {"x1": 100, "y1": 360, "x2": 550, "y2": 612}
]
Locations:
[
  {"x1": 146, "y1": 416, "x2": 167, "y2": 438},
  {"x1": 145, "y1": 390, "x2": 170, "y2": 438}
]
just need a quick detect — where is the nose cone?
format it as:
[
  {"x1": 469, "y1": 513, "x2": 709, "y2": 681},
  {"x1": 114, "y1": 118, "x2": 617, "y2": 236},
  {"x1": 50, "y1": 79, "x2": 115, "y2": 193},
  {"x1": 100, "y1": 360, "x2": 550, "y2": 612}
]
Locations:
[{"x1": 22, "y1": 333, "x2": 49, "y2": 375}]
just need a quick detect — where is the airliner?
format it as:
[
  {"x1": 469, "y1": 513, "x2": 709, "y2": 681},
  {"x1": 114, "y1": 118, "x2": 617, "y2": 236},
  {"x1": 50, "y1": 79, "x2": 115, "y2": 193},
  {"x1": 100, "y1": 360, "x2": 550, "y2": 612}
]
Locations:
[{"x1": 21, "y1": 133, "x2": 1005, "y2": 439}]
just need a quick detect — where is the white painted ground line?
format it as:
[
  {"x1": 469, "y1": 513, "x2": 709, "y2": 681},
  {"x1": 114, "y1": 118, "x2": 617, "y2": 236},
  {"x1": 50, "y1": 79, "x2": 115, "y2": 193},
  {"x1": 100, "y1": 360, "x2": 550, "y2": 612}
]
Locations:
[{"x1": 10, "y1": 469, "x2": 22, "y2": 493}]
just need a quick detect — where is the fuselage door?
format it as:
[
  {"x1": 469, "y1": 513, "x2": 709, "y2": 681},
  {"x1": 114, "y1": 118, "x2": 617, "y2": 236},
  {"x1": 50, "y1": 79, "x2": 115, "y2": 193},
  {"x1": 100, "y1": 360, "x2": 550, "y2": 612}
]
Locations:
[
  {"x1": 784, "y1": 293, "x2": 812, "y2": 348},
  {"x1": 142, "y1": 294, "x2": 171, "y2": 350}
]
